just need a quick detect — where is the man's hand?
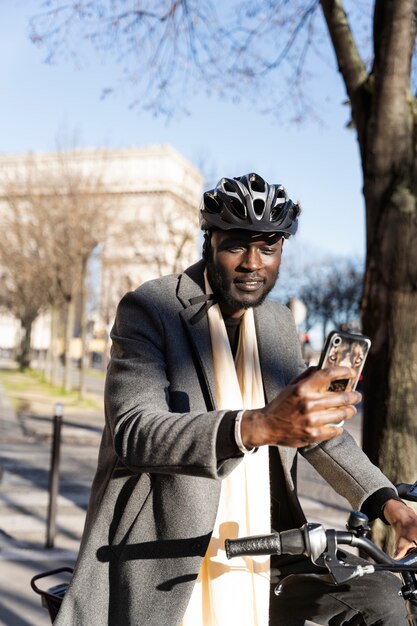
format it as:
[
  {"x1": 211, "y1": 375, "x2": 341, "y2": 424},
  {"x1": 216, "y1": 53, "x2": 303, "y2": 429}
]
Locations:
[
  {"x1": 383, "y1": 499, "x2": 417, "y2": 559},
  {"x1": 241, "y1": 366, "x2": 361, "y2": 448}
]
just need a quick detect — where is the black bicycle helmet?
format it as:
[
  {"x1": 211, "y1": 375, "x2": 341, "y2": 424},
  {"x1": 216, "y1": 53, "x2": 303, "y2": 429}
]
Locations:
[{"x1": 199, "y1": 172, "x2": 300, "y2": 237}]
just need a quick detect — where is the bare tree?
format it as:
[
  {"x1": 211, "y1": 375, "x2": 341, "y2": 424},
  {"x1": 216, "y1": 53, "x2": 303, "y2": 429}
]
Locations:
[
  {"x1": 299, "y1": 273, "x2": 335, "y2": 339},
  {"x1": 327, "y1": 259, "x2": 363, "y2": 330},
  {"x1": 0, "y1": 151, "x2": 111, "y2": 393},
  {"x1": 120, "y1": 194, "x2": 198, "y2": 277},
  {"x1": 29, "y1": 1, "x2": 227, "y2": 118},
  {"x1": 286, "y1": 256, "x2": 363, "y2": 337},
  {"x1": 99, "y1": 187, "x2": 199, "y2": 348},
  {"x1": 30, "y1": 2, "x2": 417, "y2": 485},
  {"x1": 0, "y1": 191, "x2": 51, "y2": 370},
  {"x1": 39, "y1": 151, "x2": 111, "y2": 396}
]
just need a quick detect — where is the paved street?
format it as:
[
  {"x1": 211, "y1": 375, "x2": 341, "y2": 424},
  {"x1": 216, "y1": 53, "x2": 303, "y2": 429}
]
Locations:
[
  {"x1": 0, "y1": 360, "x2": 362, "y2": 625},
  {"x1": 0, "y1": 362, "x2": 104, "y2": 625}
]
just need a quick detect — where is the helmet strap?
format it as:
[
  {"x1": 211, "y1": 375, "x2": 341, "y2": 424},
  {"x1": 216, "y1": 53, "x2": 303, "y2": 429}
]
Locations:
[{"x1": 202, "y1": 230, "x2": 213, "y2": 262}]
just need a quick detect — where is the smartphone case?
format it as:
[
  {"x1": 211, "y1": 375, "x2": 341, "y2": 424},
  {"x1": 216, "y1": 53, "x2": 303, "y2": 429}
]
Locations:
[{"x1": 318, "y1": 330, "x2": 371, "y2": 392}]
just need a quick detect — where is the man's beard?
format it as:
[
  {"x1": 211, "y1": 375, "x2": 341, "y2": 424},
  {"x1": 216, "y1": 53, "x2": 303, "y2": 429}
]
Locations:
[{"x1": 206, "y1": 259, "x2": 279, "y2": 312}]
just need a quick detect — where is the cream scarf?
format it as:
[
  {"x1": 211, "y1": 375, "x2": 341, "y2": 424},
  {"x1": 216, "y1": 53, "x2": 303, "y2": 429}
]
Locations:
[{"x1": 181, "y1": 274, "x2": 271, "y2": 626}]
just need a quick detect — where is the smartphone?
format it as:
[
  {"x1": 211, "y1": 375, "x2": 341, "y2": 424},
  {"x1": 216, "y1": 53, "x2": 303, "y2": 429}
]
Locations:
[{"x1": 318, "y1": 330, "x2": 371, "y2": 392}]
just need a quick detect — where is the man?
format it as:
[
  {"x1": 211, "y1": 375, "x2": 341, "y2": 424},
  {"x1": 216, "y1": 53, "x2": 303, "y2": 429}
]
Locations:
[{"x1": 56, "y1": 173, "x2": 417, "y2": 625}]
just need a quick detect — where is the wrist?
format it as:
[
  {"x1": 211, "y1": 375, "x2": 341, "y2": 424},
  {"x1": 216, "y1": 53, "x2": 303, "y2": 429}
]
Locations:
[
  {"x1": 234, "y1": 411, "x2": 257, "y2": 454},
  {"x1": 240, "y1": 408, "x2": 268, "y2": 449},
  {"x1": 382, "y1": 498, "x2": 411, "y2": 526}
]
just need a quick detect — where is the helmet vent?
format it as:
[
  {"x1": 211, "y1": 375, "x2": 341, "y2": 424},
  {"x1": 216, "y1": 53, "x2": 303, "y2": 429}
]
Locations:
[
  {"x1": 204, "y1": 194, "x2": 222, "y2": 214},
  {"x1": 224, "y1": 180, "x2": 236, "y2": 193},
  {"x1": 253, "y1": 198, "x2": 265, "y2": 217},
  {"x1": 249, "y1": 176, "x2": 265, "y2": 193},
  {"x1": 230, "y1": 198, "x2": 247, "y2": 219},
  {"x1": 270, "y1": 205, "x2": 283, "y2": 221}
]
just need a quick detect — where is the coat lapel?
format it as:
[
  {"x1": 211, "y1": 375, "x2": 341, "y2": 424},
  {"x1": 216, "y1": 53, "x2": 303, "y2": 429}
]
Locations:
[
  {"x1": 177, "y1": 261, "x2": 217, "y2": 410},
  {"x1": 254, "y1": 303, "x2": 287, "y2": 403}
]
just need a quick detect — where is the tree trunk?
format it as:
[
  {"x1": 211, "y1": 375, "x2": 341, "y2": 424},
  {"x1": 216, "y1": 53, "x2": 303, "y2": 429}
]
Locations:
[
  {"x1": 321, "y1": 0, "x2": 417, "y2": 485},
  {"x1": 361, "y1": 181, "x2": 417, "y2": 484},
  {"x1": 50, "y1": 305, "x2": 61, "y2": 387},
  {"x1": 45, "y1": 305, "x2": 57, "y2": 384},
  {"x1": 101, "y1": 328, "x2": 110, "y2": 372},
  {"x1": 78, "y1": 259, "x2": 88, "y2": 400},
  {"x1": 359, "y1": 1, "x2": 417, "y2": 485},
  {"x1": 63, "y1": 298, "x2": 75, "y2": 392},
  {"x1": 17, "y1": 317, "x2": 33, "y2": 371}
]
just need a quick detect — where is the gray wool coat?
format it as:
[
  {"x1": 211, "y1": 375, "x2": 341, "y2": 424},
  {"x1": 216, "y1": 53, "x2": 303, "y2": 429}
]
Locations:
[{"x1": 55, "y1": 260, "x2": 394, "y2": 626}]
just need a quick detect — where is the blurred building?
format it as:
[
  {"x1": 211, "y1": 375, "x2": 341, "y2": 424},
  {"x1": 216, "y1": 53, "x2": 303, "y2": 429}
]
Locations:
[{"x1": 0, "y1": 145, "x2": 204, "y2": 360}]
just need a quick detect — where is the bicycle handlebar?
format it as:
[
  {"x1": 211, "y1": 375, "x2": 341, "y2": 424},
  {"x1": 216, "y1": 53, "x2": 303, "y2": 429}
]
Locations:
[
  {"x1": 397, "y1": 482, "x2": 417, "y2": 502},
  {"x1": 225, "y1": 523, "x2": 327, "y2": 562},
  {"x1": 225, "y1": 524, "x2": 417, "y2": 573},
  {"x1": 226, "y1": 483, "x2": 417, "y2": 574}
]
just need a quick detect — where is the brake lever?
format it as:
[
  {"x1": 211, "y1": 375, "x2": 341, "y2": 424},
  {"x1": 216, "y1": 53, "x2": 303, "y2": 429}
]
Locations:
[
  {"x1": 274, "y1": 572, "x2": 334, "y2": 597},
  {"x1": 322, "y1": 530, "x2": 374, "y2": 585},
  {"x1": 275, "y1": 530, "x2": 372, "y2": 594}
]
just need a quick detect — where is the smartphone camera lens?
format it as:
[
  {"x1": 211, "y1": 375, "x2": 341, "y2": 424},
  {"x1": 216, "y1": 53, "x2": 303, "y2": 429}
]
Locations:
[{"x1": 333, "y1": 336, "x2": 342, "y2": 346}]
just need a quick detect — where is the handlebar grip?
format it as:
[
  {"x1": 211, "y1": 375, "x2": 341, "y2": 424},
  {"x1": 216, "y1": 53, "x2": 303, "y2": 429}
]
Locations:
[
  {"x1": 396, "y1": 482, "x2": 417, "y2": 502},
  {"x1": 225, "y1": 533, "x2": 281, "y2": 559}
]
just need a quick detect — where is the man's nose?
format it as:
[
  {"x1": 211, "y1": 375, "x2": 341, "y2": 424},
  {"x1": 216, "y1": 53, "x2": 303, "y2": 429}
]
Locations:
[{"x1": 240, "y1": 248, "x2": 263, "y2": 270}]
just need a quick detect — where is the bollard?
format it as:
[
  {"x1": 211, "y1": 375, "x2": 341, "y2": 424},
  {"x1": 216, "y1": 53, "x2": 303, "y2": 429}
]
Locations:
[{"x1": 46, "y1": 402, "x2": 64, "y2": 549}]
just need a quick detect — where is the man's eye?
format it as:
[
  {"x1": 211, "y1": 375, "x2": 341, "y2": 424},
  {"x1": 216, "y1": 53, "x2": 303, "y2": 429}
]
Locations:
[{"x1": 261, "y1": 248, "x2": 276, "y2": 255}]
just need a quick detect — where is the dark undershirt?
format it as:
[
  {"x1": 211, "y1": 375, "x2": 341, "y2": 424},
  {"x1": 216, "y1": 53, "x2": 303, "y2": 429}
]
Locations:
[
  {"x1": 214, "y1": 316, "x2": 399, "y2": 523},
  {"x1": 223, "y1": 314, "x2": 242, "y2": 358}
]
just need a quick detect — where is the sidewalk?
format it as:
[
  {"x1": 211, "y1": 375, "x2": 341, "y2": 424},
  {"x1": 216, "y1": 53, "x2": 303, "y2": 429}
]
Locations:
[
  {"x1": 0, "y1": 361, "x2": 105, "y2": 625},
  {"x1": 0, "y1": 360, "x2": 361, "y2": 626}
]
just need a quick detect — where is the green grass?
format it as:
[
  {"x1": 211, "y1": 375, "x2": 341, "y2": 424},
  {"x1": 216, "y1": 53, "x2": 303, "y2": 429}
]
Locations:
[
  {"x1": 0, "y1": 367, "x2": 100, "y2": 410},
  {"x1": 84, "y1": 367, "x2": 106, "y2": 379}
]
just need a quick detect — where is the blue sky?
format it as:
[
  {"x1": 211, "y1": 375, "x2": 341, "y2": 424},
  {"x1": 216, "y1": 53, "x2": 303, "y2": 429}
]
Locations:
[{"x1": 1, "y1": 1, "x2": 365, "y2": 260}]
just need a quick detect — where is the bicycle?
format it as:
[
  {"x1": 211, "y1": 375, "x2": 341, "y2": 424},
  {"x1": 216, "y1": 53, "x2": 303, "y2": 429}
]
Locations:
[
  {"x1": 30, "y1": 566, "x2": 73, "y2": 623},
  {"x1": 225, "y1": 481, "x2": 417, "y2": 625},
  {"x1": 31, "y1": 482, "x2": 417, "y2": 624}
]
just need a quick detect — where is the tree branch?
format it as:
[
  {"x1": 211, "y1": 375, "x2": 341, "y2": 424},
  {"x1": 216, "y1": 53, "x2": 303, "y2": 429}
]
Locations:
[{"x1": 320, "y1": 0, "x2": 368, "y2": 99}]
